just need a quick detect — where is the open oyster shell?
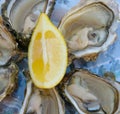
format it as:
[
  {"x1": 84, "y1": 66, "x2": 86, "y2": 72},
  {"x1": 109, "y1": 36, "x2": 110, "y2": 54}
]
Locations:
[
  {"x1": 0, "y1": 63, "x2": 18, "y2": 102},
  {"x1": 58, "y1": 0, "x2": 119, "y2": 62},
  {"x1": 0, "y1": 16, "x2": 17, "y2": 66},
  {"x1": 25, "y1": 87, "x2": 65, "y2": 114},
  {"x1": 2, "y1": 0, "x2": 55, "y2": 50},
  {"x1": 59, "y1": 69, "x2": 120, "y2": 114}
]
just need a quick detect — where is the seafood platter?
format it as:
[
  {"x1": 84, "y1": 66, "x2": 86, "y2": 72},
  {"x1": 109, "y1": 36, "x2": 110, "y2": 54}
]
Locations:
[{"x1": 0, "y1": 0, "x2": 120, "y2": 114}]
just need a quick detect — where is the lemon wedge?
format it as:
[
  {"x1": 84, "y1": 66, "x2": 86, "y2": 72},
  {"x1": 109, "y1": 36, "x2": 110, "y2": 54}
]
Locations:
[{"x1": 28, "y1": 13, "x2": 67, "y2": 88}]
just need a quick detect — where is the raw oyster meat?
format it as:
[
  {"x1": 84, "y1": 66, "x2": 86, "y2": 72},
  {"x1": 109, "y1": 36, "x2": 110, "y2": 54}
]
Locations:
[
  {"x1": 0, "y1": 16, "x2": 17, "y2": 66},
  {"x1": 22, "y1": 86, "x2": 65, "y2": 114},
  {"x1": 58, "y1": 0, "x2": 119, "y2": 61},
  {"x1": 2, "y1": 0, "x2": 47, "y2": 33},
  {"x1": 27, "y1": 88, "x2": 65, "y2": 114},
  {"x1": 2, "y1": 0, "x2": 55, "y2": 49},
  {"x1": 59, "y1": 69, "x2": 120, "y2": 114},
  {"x1": 0, "y1": 63, "x2": 18, "y2": 102}
]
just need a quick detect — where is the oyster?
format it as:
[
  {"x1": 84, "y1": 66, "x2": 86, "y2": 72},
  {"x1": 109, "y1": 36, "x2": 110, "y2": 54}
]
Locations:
[
  {"x1": 0, "y1": 16, "x2": 17, "y2": 66},
  {"x1": 58, "y1": 0, "x2": 119, "y2": 61},
  {"x1": 59, "y1": 69, "x2": 120, "y2": 114},
  {"x1": 0, "y1": 63, "x2": 18, "y2": 102},
  {"x1": 2, "y1": 0, "x2": 55, "y2": 49},
  {"x1": 26, "y1": 87, "x2": 65, "y2": 114},
  {"x1": 0, "y1": 65, "x2": 28, "y2": 114},
  {"x1": 24, "y1": 86, "x2": 65, "y2": 114}
]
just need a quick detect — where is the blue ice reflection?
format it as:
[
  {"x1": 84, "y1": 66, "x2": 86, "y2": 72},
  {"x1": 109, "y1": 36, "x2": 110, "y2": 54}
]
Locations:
[{"x1": 85, "y1": 24, "x2": 120, "y2": 82}]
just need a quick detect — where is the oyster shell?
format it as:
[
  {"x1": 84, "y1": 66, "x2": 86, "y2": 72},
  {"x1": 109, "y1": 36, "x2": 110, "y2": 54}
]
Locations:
[
  {"x1": 0, "y1": 96, "x2": 23, "y2": 114},
  {"x1": 58, "y1": 0, "x2": 119, "y2": 62},
  {"x1": 59, "y1": 69, "x2": 120, "y2": 114},
  {"x1": 25, "y1": 87, "x2": 65, "y2": 114},
  {"x1": 0, "y1": 16, "x2": 17, "y2": 66},
  {"x1": 2, "y1": 0, "x2": 55, "y2": 50},
  {"x1": 0, "y1": 63, "x2": 18, "y2": 102}
]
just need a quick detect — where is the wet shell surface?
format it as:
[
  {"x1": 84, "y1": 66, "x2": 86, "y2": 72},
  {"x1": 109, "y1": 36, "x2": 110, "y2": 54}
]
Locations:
[
  {"x1": 0, "y1": 0, "x2": 120, "y2": 114},
  {"x1": 1, "y1": 0, "x2": 55, "y2": 50},
  {"x1": 0, "y1": 63, "x2": 18, "y2": 102},
  {"x1": 58, "y1": 0, "x2": 119, "y2": 62},
  {"x1": 26, "y1": 87, "x2": 65, "y2": 114},
  {"x1": 0, "y1": 16, "x2": 17, "y2": 66},
  {"x1": 59, "y1": 69, "x2": 120, "y2": 114},
  {"x1": 20, "y1": 82, "x2": 65, "y2": 114}
]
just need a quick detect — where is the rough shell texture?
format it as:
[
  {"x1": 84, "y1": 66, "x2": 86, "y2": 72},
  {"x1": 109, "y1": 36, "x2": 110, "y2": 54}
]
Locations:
[
  {"x1": 59, "y1": 69, "x2": 120, "y2": 114},
  {"x1": 1, "y1": 0, "x2": 55, "y2": 50},
  {"x1": 58, "y1": 0, "x2": 119, "y2": 62},
  {"x1": 0, "y1": 96, "x2": 22, "y2": 114},
  {"x1": 0, "y1": 17, "x2": 17, "y2": 66},
  {"x1": 0, "y1": 63, "x2": 18, "y2": 102},
  {"x1": 26, "y1": 87, "x2": 65, "y2": 114}
]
